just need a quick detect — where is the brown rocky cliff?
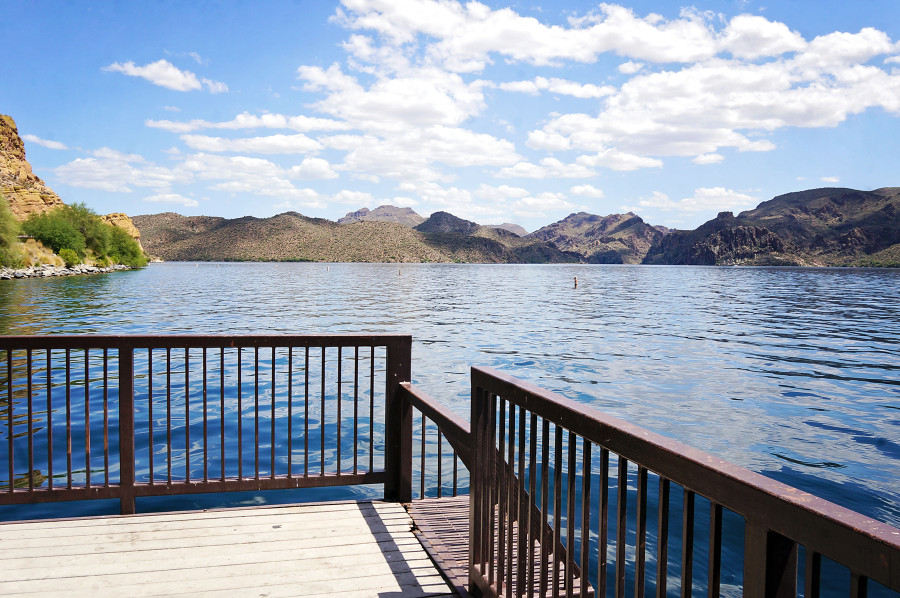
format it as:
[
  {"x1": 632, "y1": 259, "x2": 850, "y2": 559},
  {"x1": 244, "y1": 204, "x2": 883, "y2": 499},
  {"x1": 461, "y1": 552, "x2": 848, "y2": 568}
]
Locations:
[
  {"x1": 0, "y1": 114, "x2": 65, "y2": 220},
  {"x1": 102, "y1": 212, "x2": 144, "y2": 251}
]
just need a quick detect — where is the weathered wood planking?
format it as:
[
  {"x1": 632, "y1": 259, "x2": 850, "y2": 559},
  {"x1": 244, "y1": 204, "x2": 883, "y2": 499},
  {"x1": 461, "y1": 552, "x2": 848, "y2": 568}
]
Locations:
[{"x1": 0, "y1": 501, "x2": 456, "y2": 597}]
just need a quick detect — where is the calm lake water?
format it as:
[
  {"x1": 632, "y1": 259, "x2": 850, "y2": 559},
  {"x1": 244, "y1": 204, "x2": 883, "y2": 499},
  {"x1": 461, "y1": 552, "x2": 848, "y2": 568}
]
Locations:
[{"x1": 1, "y1": 262, "x2": 898, "y2": 534}]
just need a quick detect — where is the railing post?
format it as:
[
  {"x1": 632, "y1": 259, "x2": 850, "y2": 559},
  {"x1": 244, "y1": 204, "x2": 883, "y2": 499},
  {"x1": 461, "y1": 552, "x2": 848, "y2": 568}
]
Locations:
[
  {"x1": 744, "y1": 523, "x2": 797, "y2": 598},
  {"x1": 469, "y1": 379, "x2": 496, "y2": 598},
  {"x1": 384, "y1": 336, "x2": 412, "y2": 502},
  {"x1": 118, "y1": 345, "x2": 135, "y2": 515}
]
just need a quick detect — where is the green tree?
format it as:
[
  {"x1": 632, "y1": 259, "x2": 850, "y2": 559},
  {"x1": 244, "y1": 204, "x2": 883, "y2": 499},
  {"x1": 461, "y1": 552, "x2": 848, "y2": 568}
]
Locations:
[
  {"x1": 107, "y1": 225, "x2": 147, "y2": 267},
  {"x1": 0, "y1": 194, "x2": 23, "y2": 268},
  {"x1": 23, "y1": 209, "x2": 86, "y2": 257}
]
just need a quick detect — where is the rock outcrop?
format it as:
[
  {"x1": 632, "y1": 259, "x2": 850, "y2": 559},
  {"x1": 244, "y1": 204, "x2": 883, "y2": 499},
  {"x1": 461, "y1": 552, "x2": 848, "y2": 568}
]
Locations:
[
  {"x1": 529, "y1": 212, "x2": 670, "y2": 264},
  {"x1": 0, "y1": 115, "x2": 65, "y2": 220},
  {"x1": 102, "y1": 212, "x2": 144, "y2": 251},
  {"x1": 643, "y1": 188, "x2": 900, "y2": 266},
  {"x1": 338, "y1": 205, "x2": 425, "y2": 227}
]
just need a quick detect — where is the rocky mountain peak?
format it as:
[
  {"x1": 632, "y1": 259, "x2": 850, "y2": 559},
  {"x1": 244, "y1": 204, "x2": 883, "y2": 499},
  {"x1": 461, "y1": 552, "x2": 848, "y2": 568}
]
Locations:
[
  {"x1": 338, "y1": 205, "x2": 425, "y2": 227},
  {"x1": 415, "y1": 211, "x2": 480, "y2": 235}
]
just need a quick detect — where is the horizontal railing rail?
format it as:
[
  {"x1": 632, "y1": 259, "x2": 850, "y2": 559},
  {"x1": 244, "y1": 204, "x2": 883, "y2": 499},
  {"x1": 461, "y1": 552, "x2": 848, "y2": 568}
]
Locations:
[
  {"x1": 469, "y1": 366, "x2": 900, "y2": 598},
  {"x1": 0, "y1": 334, "x2": 412, "y2": 514}
]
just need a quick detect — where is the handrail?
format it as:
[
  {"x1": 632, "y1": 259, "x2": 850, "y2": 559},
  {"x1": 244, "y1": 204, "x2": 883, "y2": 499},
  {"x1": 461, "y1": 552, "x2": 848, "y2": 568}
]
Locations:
[
  {"x1": 398, "y1": 382, "x2": 471, "y2": 468},
  {"x1": 470, "y1": 366, "x2": 900, "y2": 596}
]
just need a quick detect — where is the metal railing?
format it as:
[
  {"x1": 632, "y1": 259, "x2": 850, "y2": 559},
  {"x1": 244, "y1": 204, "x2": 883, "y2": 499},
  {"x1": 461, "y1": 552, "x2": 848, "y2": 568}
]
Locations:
[
  {"x1": 0, "y1": 334, "x2": 411, "y2": 514},
  {"x1": 467, "y1": 366, "x2": 900, "y2": 598}
]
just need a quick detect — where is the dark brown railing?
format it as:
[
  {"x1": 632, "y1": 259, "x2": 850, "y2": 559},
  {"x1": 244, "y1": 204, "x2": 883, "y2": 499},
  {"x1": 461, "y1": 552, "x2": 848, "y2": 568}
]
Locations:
[
  {"x1": 0, "y1": 334, "x2": 411, "y2": 513},
  {"x1": 467, "y1": 366, "x2": 900, "y2": 598}
]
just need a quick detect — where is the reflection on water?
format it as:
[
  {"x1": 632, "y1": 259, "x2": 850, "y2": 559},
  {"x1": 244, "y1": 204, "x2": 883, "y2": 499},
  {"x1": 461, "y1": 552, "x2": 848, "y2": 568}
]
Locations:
[{"x1": 0, "y1": 263, "x2": 898, "y2": 529}]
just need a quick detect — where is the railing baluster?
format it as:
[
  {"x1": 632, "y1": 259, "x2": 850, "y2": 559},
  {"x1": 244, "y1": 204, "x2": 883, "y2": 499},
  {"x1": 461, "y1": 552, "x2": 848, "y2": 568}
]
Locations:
[
  {"x1": 238, "y1": 347, "x2": 243, "y2": 481},
  {"x1": 437, "y1": 425, "x2": 443, "y2": 499},
  {"x1": 657, "y1": 477, "x2": 671, "y2": 598},
  {"x1": 369, "y1": 344, "x2": 374, "y2": 473},
  {"x1": 337, "y1": 346, "x2": 342, "y2": 476},
  {"x1": 288, "y1": 347, "x2": 293, "y2": 478},
  {"x1": 804, "y1": 549, "x2": 821, "y2": 598},
  {"x1": 527, "y1": 412, "x2": 538, "y2": 593},
  {"x1": 118, "y1": 344, "x2": 135, "y2": 514},
  {"x1": 580, "y1": 440, "x2": 591, "y2": 598},
  {"x1": 616, "y1": 456, "x2": 628, "y2": 598},
  {"x1": 497, "y1": 397, "x2": 507, "y2": 594},
  {"x1": 65, "y1": 348, "x2": 72, "y2": 490},
  {"x1": 81, "y1": 349, "x2": 87, "y2": 489},
  {"x1": 103, "y1": 348, "x2": 109, "y2": 487},
  {"x1": 166, "y1": 347, "x2": 172, "y2": 485},
  {"x1": 270, "y1": 346, "x2": 276, "y2": 479},
  {"x1": 320, "y1": 346, "x2": 326, "y2": 476},
  {"x1": 5, "y1": 349, "x2": 12, "y2": 495},
  {"x1": 540, "y1": 417, "x2": 551, "y2": 598},
  {"x1": 553, "y1": 423, "x2": 563, "y2": 598},
  {"x1": 566, "y1": 430, "x2": 577, "y2": 598},
  {"x1": 506, "y1": 402, "x2": 516, "y2": 597},
  {"x1": 517, "y1": 404, "x2": 527, "y2": 597},
  {"x1": 304, "y1": 346, "x2": 310, "y2": 477},
  {"x1": 219, "y1": 347, "x2": 225, "y2": 482},
  {"x1": 636, "y1": 466, "x2": 648, "y2": 598},
  {"x1": 254, "y1": 346, "x2": 260, "y2": 480},
  {"x1": 598, "y1": 447, "x2": 610, "y2": 597},
  {"x1": 202, "y1": 347, "x2": 208, "y2": 483},
  {"x1": 850, "y1": 573, "x2": 868, "y2": 598},
  {"x1": 682, "y1": 489, "x2": 695, "y2": 598},
  {"x1": 708, "y1": 502, "x2": 722, "y2": 598},
  {"x1": 148, "y1": 349, "x2": 154, "y2": 484},
  {"x1": 353, "y1": 346, "x2": 359, "y2": 475},
  {"x1": 420, "y1": 413, "x2": 426, "y2": 499},
  {"x1": 185, "y1": 347, "x2": 190, "y2": 483},
  {"x1": 27, "y1": 349, "x2": 34, "y2": 491},
  {"x1": 47, "y1": 349, "x2": 54, "y2": 490}
]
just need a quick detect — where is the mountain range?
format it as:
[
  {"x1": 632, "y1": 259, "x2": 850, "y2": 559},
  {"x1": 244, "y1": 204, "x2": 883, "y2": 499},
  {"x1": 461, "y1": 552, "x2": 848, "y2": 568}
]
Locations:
[{"x1": 134, "y1": 188, "x2": 900, "y2": 267}]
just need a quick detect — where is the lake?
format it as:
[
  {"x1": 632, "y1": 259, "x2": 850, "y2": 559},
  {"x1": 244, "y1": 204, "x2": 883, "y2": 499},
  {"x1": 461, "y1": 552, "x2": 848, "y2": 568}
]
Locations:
[{"x1": 1, "y1": 262, "x2": 898, "y2": 532}]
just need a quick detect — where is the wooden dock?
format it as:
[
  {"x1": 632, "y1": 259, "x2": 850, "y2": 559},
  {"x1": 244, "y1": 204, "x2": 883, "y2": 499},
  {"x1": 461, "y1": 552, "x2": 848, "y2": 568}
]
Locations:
[{"x1": 0, "y1": 501, "x2": 456, "y2": 597}]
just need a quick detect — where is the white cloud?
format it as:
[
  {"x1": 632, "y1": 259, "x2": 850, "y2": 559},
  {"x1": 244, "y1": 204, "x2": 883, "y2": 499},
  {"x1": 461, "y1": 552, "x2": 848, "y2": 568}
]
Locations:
[
  {"x1": 180, "y1": 133, "x2": 323, "y2": 154},
  {"x1": 288, "y1": 158, "x2": 339, "y2": 180},
  {"x1": 639, "y1": 187, "x2": 757, "y2": 212},
  {"x1": 570, "y1": 184, "x2": 605, "y2": 198},
  {"x1": 55, "y1": 148, "x2": 189, "y2": 192},
  {"x1": 22, "y1": 134, "x2": 68, "y2": 150},
  {"x1": 577, "y1": 149, "x2": 663, "y2": 171},
  {"x1": 693, "y1": 153, "x2": 724, "y2": 164},
  {"x1": 103, "y1": 59, "x2": 227, "y2": 93},
  {"x1": 720, "y1": 14, "x2": 806, "y2": 59},
  {"x1": 475, "y1": 184, "x2": 529, "y2": 201},
  {"x1": 821, "y1": 176, "x2": 840, "y2": 183},
  {"x1": 512, "y1": 192, "x2": 575, "y2": 214},
  {"x1": 498, "y1": 157, "x2": 598, "y2": 179},
  {"x1": 147, "y1": 112, "x2": 349, "y2": 134},
  {"x1": 142, "y1": 193, "x2": 199, "y2": 208},
  {"x1": 499, "y1": 76, "x2": 615, "y2": 98},
  {"x1": 332, "y1": 189, "x2": 375, "y2": 205},
  {"x1": 618, "y1": 61, "x2": 644, "y2": 74}
]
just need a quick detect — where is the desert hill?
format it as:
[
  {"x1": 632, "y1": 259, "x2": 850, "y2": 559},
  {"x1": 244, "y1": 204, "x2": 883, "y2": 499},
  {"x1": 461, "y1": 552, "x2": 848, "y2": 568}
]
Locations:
[
  {"x1": 643, "y1": 188, "x2": 900, "y2": 266},
  {"x1": 528, "y1": 212, "x2": 671, "y2": 264},
  {"x1": 133, "y1": 210, "x2": 580, "y2": 263}
]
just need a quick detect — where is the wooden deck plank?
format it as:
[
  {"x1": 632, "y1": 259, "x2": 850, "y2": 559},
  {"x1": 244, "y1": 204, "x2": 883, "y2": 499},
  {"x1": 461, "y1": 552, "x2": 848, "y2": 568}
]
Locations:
[{"x1": 0, "y1": 501, "x2": 456, "y2": 598}]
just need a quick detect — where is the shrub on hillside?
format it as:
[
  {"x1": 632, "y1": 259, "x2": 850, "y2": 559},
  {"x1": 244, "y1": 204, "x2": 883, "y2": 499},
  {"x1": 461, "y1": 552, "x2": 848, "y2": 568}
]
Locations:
[
  {"x1": 59, "y1": 248, "x2": 79, "y2": 267},
  {"x1": 108, "y1": 225, "x2": 147, "y2": 267},
  {"x1": 23, "y1": 209, "x2": 86, "y2": 257},
  {"x1": 0, "y1": 194, "x2": 23, "y2": 268},
  {"x1": 23, "y1": 203, "x2": 147, "y2": 267}
]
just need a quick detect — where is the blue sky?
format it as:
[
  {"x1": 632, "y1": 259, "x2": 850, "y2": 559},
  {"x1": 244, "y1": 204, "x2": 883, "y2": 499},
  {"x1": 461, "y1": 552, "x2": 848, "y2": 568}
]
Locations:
[{"x1": 5, "y1": 1, "x2": 900, "y2": 232}]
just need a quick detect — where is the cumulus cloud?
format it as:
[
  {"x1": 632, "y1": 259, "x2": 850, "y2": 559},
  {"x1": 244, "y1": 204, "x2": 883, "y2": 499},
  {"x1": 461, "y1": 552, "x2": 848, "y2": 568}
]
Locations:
[
  {"x1": 55, "y1": 148, "x2": 190, "y2": 192},
  {"x1": 570, "y1": 184, "x2": 605, "y2": 198},
  {"x1": 142, "y1": 193, "x2": 199, "y2": 208},
  {"x1": 103, "y1": 59, "x2": 228, "y2": 93},
  {"x1": 180, "y1": 133, "x2": 323, "y2": 154},
  {"x1": 693, "y1": 153, "x2": 724, "y2": 165},
  {"x1": 498, "y1": 76, "x2": 615, "y2": 98},
  {"x1": 821, "y1": 176, "x2": 840, "y2": 183},
  {"x1": 22, "y1": 134, "x2": 68, "y2": 150},
  {"x1": 639, "y1": 187, "x2": 757, "y2": 212},
  {"x1": 498, "y1": 157, "x2": 597, "y2": 179},
  {"x1": 147, "y1": 112, "x2": 349, "y2": 134}
]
